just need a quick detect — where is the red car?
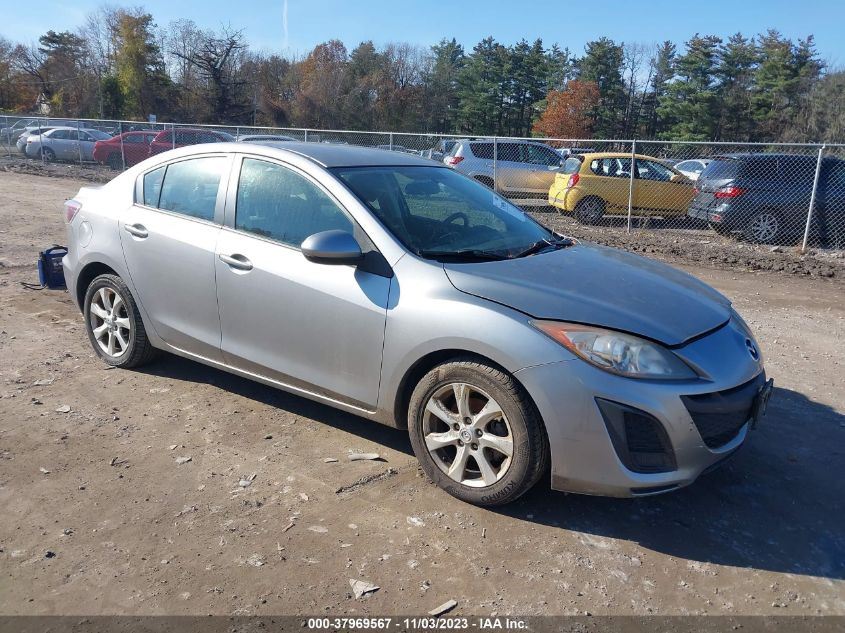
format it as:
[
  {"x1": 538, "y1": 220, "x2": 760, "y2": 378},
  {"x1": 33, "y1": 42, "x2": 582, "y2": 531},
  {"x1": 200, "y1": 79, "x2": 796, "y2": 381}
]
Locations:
[
  {"x1": 148, "y1": 128, "x2": 235, "y2": 157},
  {"x1": 93, "y1": 131, "x2": 158, "y2": 169}
]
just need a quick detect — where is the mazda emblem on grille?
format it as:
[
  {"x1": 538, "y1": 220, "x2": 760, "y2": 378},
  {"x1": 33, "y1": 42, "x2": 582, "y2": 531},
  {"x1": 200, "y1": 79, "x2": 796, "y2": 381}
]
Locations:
[{"x1": 745, "y1": 338, "x2": 759, "y2": 361}]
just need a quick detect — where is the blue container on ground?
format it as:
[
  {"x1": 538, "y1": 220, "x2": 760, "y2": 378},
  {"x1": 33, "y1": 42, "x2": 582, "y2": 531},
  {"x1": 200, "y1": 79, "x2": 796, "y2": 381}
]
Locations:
[{"x1": 37, "y1": 246, "x2": 68, "y2": 289}]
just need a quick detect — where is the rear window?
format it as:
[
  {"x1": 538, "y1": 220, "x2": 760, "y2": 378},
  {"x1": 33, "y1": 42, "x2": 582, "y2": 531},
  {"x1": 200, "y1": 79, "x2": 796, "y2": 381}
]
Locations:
[
  {"x1": 470, "y1": 142, "x2": 494, "y2": 160},
  {"x1": 561, "y1": 157, "x2": 582, "y2": 174},
  {"x1": 700, "y1": 159, "x2": 739, "y2": 180}
]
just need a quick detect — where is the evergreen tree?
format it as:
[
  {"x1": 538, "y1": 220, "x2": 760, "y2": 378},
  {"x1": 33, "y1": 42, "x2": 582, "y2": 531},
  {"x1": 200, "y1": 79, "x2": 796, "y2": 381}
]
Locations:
[
  {"x1": 715, "y1": 33, "x2": 758, "y2": 141},
  {"x1": 578, "y1": 37, "x2": 626, "y2": 137},
  {"x1": 657, "y1": 34, "x2": 721, "y2": 141}
]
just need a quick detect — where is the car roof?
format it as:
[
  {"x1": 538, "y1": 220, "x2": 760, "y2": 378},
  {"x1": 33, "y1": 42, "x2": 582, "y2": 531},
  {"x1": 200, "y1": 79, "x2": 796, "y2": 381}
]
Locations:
[
  {"x1": 710, "y1": 153, "x2": 815, "y2": 161},
  {"x1": 241, "y1": 141, "x2": 439, "y2": 167}
]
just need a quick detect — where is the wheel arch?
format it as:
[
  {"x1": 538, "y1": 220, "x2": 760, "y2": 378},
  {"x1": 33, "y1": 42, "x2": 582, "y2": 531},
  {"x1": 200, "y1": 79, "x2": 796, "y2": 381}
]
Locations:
[
  {"x1": 75, "y1": 261, "x2": 119, "y2": 311},
  {"x1": 391, "y1": 349, "x2": 542, "y2": 432}
]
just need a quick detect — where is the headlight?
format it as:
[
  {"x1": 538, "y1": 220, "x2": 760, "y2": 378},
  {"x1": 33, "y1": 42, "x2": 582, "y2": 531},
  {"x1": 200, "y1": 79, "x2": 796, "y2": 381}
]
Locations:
[{"x1": 530, "y1": 320, "x2": 697, "y2": 380}]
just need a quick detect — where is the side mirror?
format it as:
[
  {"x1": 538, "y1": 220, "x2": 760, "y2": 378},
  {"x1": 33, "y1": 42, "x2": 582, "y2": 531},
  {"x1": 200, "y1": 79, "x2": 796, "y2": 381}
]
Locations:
[{"x1": 301, "y1": 230, "x2": 363, "y2": 265}]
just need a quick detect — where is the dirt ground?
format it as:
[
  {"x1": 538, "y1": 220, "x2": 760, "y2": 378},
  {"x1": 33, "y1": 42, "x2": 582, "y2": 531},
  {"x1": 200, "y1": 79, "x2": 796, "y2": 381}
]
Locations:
[{"x1": 0, "y1": 172, "x2": 843, "y2": 617}]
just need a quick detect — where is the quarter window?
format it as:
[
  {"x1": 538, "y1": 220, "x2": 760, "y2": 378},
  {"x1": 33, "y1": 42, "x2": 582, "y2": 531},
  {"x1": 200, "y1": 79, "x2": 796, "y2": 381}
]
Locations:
[
  {"x1": 235, "y1": 158, "x2": 353, "y2": 247},
  {"x1": 143, "y1": 166, "x2": 165, "y2": 207},
  {"x1": 157, "y1": 157, "x2": 226, "y2": 221}
]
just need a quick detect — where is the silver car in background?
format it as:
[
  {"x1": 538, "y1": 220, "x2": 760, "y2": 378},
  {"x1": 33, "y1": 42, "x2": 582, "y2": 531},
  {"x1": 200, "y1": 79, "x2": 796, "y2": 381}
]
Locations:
[
  {"x1": 62, "y1": 143, "x2": 772, "y2": 506},
  {"x1": 674, "y1": 159, "x2": 712, "y2": 181},
  {"x1": 444, "y1": 139, "x2": 564, "y2": 207},
  {"x1": 25, "y1": 126, "x2": 112, "y2": 161}
]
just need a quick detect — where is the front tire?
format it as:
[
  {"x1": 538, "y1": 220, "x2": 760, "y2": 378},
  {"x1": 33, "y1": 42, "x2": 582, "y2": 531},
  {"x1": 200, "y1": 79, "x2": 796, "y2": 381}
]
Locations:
[
  {"x1": 107, "y1": 153, "x2": 123, "y2": 170},
  {"x1": 408, "y1": 359, "x2": 549, "y2": 506},
  {"x1": 83, "y1": 274, "x2": 156, "y2": 368}
]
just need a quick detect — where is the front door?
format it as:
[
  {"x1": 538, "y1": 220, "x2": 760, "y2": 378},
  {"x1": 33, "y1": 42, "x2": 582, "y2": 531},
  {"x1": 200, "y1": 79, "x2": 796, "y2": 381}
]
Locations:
[
  {"x1": 215, "y1": 156, "x2": 391, "y2": 409},
  {"x1": 634, "y1": 159, "x2": 694, "y2": 215},
  {"x1": 119, "y1": 155, "x2": 230, "y2": 361}
]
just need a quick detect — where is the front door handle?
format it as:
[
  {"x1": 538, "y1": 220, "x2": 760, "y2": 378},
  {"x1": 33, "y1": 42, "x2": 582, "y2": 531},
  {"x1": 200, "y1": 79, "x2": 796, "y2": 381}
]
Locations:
[
  {"x1": 124, "y1": 223, "x2": 148, "y2": 238},
  {"x1": 219, "y1": 253, "x2": 253, "y2": 271}
]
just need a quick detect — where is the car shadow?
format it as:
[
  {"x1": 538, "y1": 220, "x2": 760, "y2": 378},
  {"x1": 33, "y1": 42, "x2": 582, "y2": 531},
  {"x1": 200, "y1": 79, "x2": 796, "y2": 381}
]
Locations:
[
  {"x1": 137, "y1": 356, "x2": 845, "y2": 581},
  {"x1": 137, "y1": 353, "x2": 414, "y2": 456},
  {"x1": 500, "y1": 385, "x2": 845, "y2": 581}
]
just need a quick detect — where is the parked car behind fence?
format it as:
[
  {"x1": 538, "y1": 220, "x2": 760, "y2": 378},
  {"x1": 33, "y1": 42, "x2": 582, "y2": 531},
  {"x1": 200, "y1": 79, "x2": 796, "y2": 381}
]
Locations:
[
  {"x1": 688, "y1": 153, "x2": 845, "y2": 246},
  {"x1": 445, "y1": 139, "x2": 564, "y2": 207}
]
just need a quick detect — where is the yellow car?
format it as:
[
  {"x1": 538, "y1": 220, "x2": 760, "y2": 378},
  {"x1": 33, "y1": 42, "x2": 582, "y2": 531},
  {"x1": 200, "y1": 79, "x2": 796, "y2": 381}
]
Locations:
[{"x1": 548, "y1": 153, "x2": 695, "y2": 223}]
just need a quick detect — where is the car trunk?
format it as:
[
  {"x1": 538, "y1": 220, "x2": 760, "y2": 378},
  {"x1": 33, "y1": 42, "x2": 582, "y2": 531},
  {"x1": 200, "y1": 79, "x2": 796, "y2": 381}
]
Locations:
[{"x1": 691, "y1": 158, "x2": 740, "y2": 209}]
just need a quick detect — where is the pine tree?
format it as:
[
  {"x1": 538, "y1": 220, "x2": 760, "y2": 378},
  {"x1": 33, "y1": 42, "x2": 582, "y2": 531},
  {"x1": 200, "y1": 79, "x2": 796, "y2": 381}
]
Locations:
[
  {"x1": 578, "y1": 37, "x2": 626, "y2": 137},
  {"x1": 657, "y1": 34, "x2": 721, "y2": 141}
]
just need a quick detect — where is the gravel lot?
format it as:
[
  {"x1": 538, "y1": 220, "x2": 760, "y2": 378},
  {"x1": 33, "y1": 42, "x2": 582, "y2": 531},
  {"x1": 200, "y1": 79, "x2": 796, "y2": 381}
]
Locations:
[{"x1": 0, "y1": 172, "x2": 843, "y2": 616}]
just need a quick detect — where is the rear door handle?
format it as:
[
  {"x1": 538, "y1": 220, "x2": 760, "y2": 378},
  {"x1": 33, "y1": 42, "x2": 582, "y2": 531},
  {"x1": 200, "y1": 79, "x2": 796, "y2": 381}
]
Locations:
[
  {"x1": 219, "y1": 253, "x2": 253, "y2": 271},
  {"x1": 124, "y1": 223, "x2": 148, "y2": 238}
]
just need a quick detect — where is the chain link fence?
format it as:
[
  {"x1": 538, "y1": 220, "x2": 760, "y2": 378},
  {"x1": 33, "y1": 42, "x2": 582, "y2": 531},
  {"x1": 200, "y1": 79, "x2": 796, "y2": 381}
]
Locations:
[{"x1": 2, "y1": 114, "x2": 844, "y2": 252}]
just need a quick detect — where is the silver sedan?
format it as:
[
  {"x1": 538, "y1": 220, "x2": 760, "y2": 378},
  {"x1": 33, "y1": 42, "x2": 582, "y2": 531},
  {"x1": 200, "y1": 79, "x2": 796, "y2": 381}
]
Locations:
[
  {"x1": 25, "y1": 126, "x2": 112, "y2": 161},
  {"x1": 62, "y1": 143, "x2": 772, "y2": 505}
]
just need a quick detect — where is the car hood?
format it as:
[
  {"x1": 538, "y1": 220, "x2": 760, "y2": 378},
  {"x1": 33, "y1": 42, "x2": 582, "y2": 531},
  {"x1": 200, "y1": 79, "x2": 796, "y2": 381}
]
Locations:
[{"x1": 443, "y1": 244, "x2": 731, "y2": 346}]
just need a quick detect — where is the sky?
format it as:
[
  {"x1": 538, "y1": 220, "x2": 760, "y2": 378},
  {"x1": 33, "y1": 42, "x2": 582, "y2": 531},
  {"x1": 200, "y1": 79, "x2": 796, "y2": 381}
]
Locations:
[{"x1": 3, "y1": 0, "x2": 844, "y2": 68}]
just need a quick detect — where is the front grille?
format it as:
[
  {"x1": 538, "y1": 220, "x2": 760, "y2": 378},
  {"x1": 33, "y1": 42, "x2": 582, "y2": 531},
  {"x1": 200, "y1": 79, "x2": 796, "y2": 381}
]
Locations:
[
  {"x1": 682, "y1": 373, "x2": 765, "y2": 449},
  {"x1": 596, "y1": 399, "x2": 677, "y2": 474}
]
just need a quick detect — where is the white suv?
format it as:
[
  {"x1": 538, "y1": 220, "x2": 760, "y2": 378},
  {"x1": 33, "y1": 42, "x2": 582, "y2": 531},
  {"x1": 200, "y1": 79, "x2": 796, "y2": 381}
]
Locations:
[{"x1": 444, "y1": 139, "x2": 563, "y2": 207}]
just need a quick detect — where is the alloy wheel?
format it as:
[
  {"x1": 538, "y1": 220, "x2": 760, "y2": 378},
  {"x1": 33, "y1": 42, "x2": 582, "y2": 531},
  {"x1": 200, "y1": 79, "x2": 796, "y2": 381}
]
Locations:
[
  {"x1": 422, "y1": 382, "x2": 514, "y2": 487},
  {"x1": 749, "y1": 212, "x2": 779, "y2": 243},
  {"x1": 88, "y1": 287, "x2": 132, "y2": 358}
]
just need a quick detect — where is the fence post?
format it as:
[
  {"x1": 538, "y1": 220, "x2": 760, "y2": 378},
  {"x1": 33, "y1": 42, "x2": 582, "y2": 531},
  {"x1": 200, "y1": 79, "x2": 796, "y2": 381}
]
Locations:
[
  {"x1": 801, "y1": 144, "x2": 826, "y2": 252},
  {"x1": 3, "y1": 116, "x2": 8, "y2": 158},
  {"x1": 236, "y1": 126, "x2": 240, "y2": 141},
  {"x1": 626, "y1": 140, "x2": 636, "y2": 234},
  {"x1": 304, "y1": 129, "x2": 308, "y2": 143},
  {"x1": 172, "y1": 123, "x2": 176, "y2": 150},
  {"x1": 493, "y1": 136, "x2": 498, "y2": 192},
  {"x1": 119, "y1": 121, "x2": 126, "y2": 171},
  {"x1": 389, "y1": 132, "x2": 394, "y2": 151},
  {"x1": 77, "y1": 120, "x2": 83, "y2": 165},
  {"x1": 39, "y1": 120, "x2": 44, "y2": 164}
]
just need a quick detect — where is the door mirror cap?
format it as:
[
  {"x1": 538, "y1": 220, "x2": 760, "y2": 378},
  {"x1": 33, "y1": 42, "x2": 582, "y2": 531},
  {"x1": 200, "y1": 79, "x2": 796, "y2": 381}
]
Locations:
[{"x1": 301, "y1": 230, "x2": 363, "y2": 265}]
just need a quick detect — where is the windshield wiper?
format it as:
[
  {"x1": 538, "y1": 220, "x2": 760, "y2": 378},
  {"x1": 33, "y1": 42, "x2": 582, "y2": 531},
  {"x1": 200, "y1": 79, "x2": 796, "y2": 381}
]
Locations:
[
  {"x1": 513, "y1": 237, "x2": 574, "y2": 259},
  {"x1": 417, "y1": 249, "x2": 510, "y2": 262}
]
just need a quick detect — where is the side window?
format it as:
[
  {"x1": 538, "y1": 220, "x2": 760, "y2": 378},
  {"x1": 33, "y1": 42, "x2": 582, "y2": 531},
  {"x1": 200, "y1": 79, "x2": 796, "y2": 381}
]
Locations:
[
  {"x1": 498, "y1": 143, "x2": 521, "y2": 162},
  {"x1": 142, "y1": 166, "x2": 165, "y2": 207},
  {"x1": 235, "y1": 158, "x2": 353, "y2": 247},
  {"x1": 470, "y1": 143, "x2": 493, "y2": 159},
  {"x1": 525, "y1": 144, "x2": 561, "y2": 166},
  {"x1": 637, "y1": 160, "x2": 674, "y2": 182},
  {"x1": 158, "y1": 157, "x2": 226, "y2": 221},
  {"x1": 123, "y1": 134, "x2": 140, "y2": 144},
  {"x1": 49, "y1": 130, "x2": 68, "y2": 140}
]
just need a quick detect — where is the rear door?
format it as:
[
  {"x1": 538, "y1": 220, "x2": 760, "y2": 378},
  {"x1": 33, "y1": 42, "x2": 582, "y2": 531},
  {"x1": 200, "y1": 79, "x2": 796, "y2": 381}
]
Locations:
[
  {"x1": 494, "y1": 142, "x2": 527, "y2": 196},
  {"x1": 119, "y1": 155, "x2": 231, "y2": 361},
  {"x1": 585, "y1": 156, "x2": 632, "y2": 211}
]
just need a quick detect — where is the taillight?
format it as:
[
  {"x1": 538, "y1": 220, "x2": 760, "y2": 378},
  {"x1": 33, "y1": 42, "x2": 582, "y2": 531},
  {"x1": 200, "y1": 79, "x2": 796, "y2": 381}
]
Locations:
[
  {"x1": 714, "y1": 186, "x2": 746, "y2": 198},
  {"x1": 64, "y1": 199, "x2": 82, "y2": 223},
  {"x1": 693, "y1": 187, "x2": 700, "y2": 195},
  {"x1": 445, "y1": 155, "x2": 464, "y2": 166},
  {"x1": 566, "y1": 173, "x2": 580, "y2": 189}
]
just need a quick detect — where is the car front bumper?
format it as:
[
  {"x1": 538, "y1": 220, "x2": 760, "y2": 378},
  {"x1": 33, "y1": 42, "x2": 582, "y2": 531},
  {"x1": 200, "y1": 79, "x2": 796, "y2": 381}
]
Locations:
[{"x1": 515, "y1": 318, "x2": 768, "y2": 497}]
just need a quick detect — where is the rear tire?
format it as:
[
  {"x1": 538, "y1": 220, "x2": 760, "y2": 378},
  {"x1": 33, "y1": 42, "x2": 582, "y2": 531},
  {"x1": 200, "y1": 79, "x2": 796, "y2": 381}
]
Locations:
[
  {"x1": 743, "y1": 210, "x2": 781, "y2": 244},
  {"x1": 575, "y1": 196, "x2": 605, "y2": 224},
  {"x1": 41, "y1": 147, "x2": 56, "y2": 161},
  {"x1": 83, "y1": 274, "x2": 156, "y2": 368},
  {"x1": 407, "y1": 358, "x2": 549, "y2": 506},
  {"x1": 107, "y1": 153, "x2": 123, "y2": 170}
]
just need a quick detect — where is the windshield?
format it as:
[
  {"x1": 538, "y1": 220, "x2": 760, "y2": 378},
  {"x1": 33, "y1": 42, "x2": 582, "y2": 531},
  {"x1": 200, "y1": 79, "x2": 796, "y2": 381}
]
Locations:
[{"x1": 333, "y1": 166, "x2": 559, "y2": 260}]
